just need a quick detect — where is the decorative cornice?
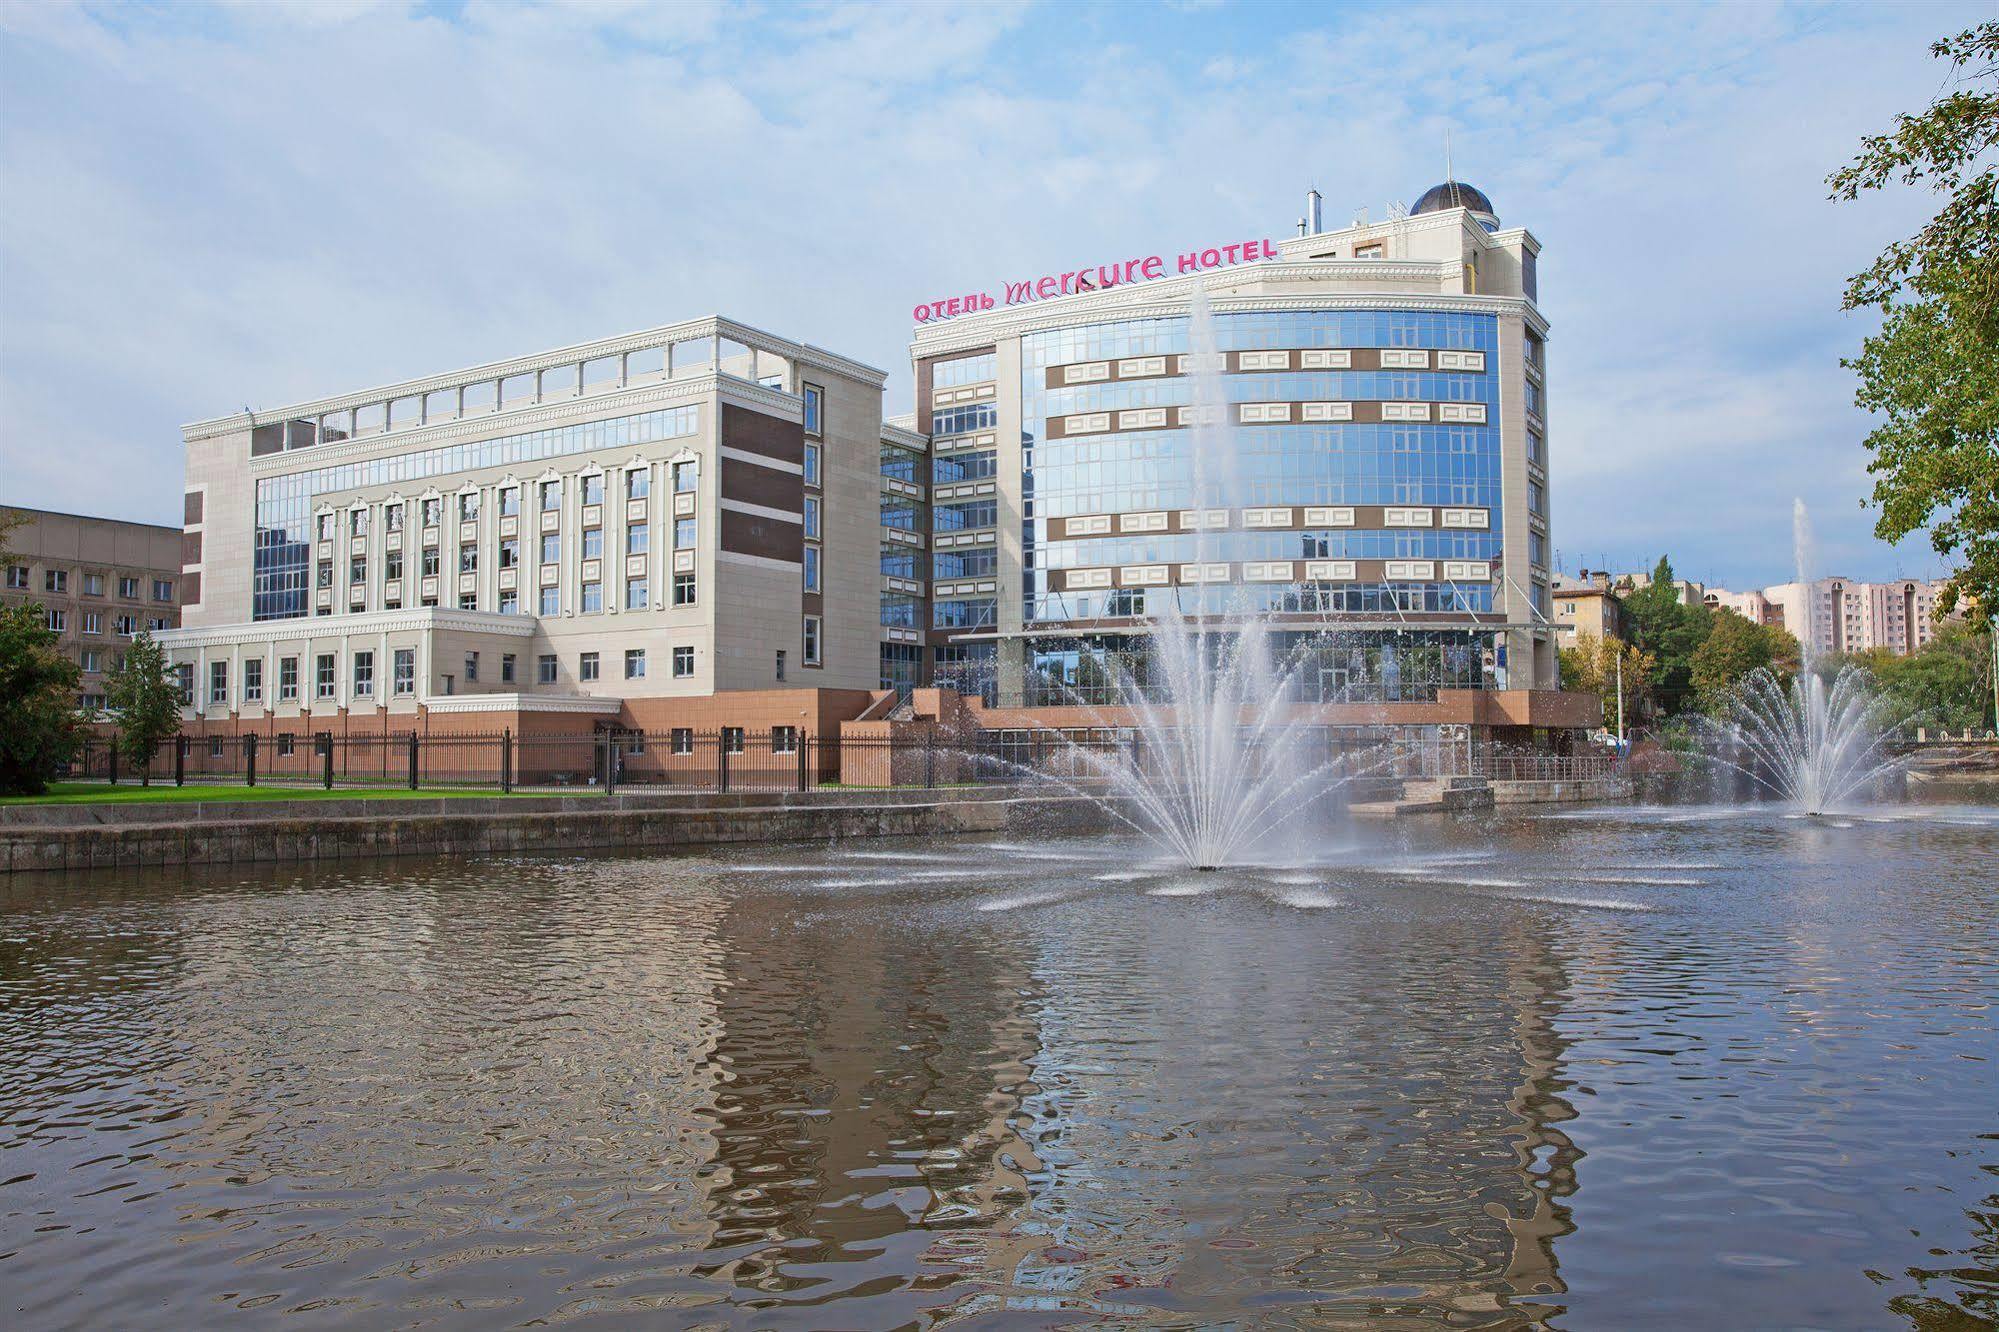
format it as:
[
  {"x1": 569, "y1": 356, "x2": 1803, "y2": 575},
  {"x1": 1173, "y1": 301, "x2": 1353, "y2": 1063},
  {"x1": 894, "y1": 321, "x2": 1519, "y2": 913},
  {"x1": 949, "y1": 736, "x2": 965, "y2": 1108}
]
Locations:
[
  {"x1": 425, "y1": 692, "x2": 621, "y2": 715},
  {"x1": 880, "y1": 422, "x2": 928, "y2": 452},
  {"x1": 185, "y1": 314, "x2": 885, "y2": 442},
  {"x1": 159, "y1": 606, "x2": 539, "y2": 650}
]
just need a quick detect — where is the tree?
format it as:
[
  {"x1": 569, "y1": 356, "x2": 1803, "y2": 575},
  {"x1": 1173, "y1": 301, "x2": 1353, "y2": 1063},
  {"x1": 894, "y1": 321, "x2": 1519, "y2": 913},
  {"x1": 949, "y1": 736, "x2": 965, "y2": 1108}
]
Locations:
[
  {"x1": 1559, "y1": 633, "x2": 1655, "y2": 731},
  {"x1": 1866, "y1": 622, "x2": 1997, "y2": 732},
  {"x1": 1690, "y1": 608, "x2": 1786, "y2": 710},
  {"x1": 1829, "y1": 21, "x2": 1999, "y2": 629},
  {"x1": 1620, "y1": 556, "x2": 1714, "y2": 715},
  {"x1": 0, "y1": 601, "x2": 84, "y2": 796},
  {"x1": 105, "y1": 630, "x2": 182, "y2": 786}
]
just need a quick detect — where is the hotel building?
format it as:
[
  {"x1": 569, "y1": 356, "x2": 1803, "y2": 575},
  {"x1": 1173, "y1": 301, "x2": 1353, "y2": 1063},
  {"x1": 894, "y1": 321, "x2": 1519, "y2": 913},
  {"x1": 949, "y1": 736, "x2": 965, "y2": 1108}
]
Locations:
[{"x1": 900, "y1": 180, "x2": 1584, "y2": 732}]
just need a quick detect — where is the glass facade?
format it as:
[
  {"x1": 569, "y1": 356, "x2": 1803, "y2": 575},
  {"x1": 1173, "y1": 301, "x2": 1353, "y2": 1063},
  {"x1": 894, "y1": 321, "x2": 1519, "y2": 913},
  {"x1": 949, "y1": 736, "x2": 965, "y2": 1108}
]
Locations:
[
  {"x1": 1026, "y1": 629, "x2": 1485, "y2": 708},
  {"x1": 252, "y1": 406, "x2": 699, "y2": 620}
]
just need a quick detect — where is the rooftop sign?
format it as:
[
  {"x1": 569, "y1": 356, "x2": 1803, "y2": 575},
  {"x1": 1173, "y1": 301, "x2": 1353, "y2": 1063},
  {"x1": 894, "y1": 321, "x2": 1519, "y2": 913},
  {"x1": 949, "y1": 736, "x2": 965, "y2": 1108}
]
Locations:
[{"x1": 914, "y1": 238, "x2": 1279, "y2": 324}]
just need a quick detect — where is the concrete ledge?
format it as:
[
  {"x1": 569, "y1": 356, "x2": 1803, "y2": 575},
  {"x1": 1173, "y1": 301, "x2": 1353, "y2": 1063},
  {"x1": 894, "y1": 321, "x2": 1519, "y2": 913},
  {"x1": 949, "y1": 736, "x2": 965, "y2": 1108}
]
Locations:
[
  {"x1": 2, "y1": 794, "x2": 1108, "y2": 877},
  {"x1": 1490, "y1": 776, "x2": 1633, "y2": 804}
]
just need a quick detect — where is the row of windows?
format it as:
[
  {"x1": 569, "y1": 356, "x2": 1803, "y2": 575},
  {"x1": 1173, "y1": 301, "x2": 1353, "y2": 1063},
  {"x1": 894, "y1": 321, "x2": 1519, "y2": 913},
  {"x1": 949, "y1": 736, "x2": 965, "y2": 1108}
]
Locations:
[
  {"x1": 186, "y1": 650, "x2": 419, "y2": 706},
  {"x1": 1024, "y1": 628, "x2": 1489, "y2": 707},
  {"x1": 1041, "y1": 371, "x2": 1494, "y2": 416},
  {"x1": 30, "y1": 608, "x2": 172, "y2": 635},
  {"x1": 931, "y1": 351, "x2": 997, "y2": 389},
  {"x1": 1029, "y1": 581, "x2": 1497, "y2": 623},
  {"x1": 316, "y1": 460, "x2": 699, "y2": 538},
  {"x1": 1033, "y1": 530, "x2": 1502, "y2": 568},
  {"x1": 1020, "y1": 311, "x2": 1498, "y2": 372},
  {"x1": 7, "y1": 568, "x2": 173, "y2": 601}
]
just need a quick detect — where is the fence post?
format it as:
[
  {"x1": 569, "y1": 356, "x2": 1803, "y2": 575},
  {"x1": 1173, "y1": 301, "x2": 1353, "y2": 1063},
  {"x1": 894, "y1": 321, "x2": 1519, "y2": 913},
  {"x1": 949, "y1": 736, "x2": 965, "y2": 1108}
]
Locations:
[
  {"x1": 604, "y1": 732, "x2": 618, "y2": 797},
  {"x1": 321, "y1": 733, "x2": 334, "y2": 790},
  {"x1": 718, "y1": 737, "x2": 730, "y2": 794},
  {"x1": 174, "y1": 735, "x2": 185, "y2": 786},
  {"x1": 245, "y1": 732, "x2": 257, "y2": 787},
  {"x1": 925, "y1": 732, "x2": 936, "y2": 789},
  {"x1": 107, "y1": 735, "x2": 119, "y2": 786},
  {"x1": 798, "y1": 736, "x2": 809, "y2": 792},
  {"x1": 500, "y1": 729, "x2": 513, "y2": 794},
  {"x1": 408, "y1": 732, "x2": 420, "y2": 790}
]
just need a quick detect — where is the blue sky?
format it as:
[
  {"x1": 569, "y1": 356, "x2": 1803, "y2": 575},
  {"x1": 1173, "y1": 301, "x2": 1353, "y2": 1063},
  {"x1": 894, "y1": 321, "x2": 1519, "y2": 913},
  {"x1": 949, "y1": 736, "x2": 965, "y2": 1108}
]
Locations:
[{"x1": 0, "y1": 0, "x2": 1986, "y2": 590}]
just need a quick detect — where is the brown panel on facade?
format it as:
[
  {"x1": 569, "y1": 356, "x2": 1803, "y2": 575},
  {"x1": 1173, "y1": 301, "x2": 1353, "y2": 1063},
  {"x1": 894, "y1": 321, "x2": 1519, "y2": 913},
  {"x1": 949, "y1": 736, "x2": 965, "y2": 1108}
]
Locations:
[
  {"x1": 1048, "y1": 505, "x2": 1471, "y2": 541},
  {"x1": 184, "y1": 491, "x2": 204, "y2": 524},
  {"x1": 720, "y1": 402, "x2": 804, "y2": 466},
  {"x1": 721, "y1": 455, "x2": 803, "y2": 511},
  {"x1": 915, "y1": 357, "x2": 934, "y2": 436},
  {"x1": 182, "y1": 531, "x2": 203, "y2": 566},
  {"x1": 250, "y1": 423, "x2": 285, "y2": 456},
  {"x1": 719, "y1": 508, "x2": 803, "y2": 563},
  {"x1": 181, "y1": 571, "x2": 201, "y2": 604},
  {"x1": 801, "y1": 591, "x2": 823, "y2": 615}
]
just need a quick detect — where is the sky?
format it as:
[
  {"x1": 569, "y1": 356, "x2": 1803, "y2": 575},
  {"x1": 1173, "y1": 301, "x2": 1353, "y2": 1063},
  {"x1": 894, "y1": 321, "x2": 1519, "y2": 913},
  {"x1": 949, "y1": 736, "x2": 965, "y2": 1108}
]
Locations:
[{"x1": 0, "y1": 0, "x2": 1988, "y2": 591}]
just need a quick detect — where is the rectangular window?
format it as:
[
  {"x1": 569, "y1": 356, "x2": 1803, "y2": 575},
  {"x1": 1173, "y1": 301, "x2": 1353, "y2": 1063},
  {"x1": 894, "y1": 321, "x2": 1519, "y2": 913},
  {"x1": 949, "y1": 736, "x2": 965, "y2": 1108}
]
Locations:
[
  {"x1": 582, "y1": 581, "x2": 603, "y2": 613},
  {"x1": 465, "y1": 651, "x2": 479, "y2": 682},
  {"x1": 209, "y1": 736, "x2": 225, "y2": 758},
  {"x1": 498, "y1": 589, "x2": 519, "y2": 615},
  {"x1": 460, "y1": 492, "x2": 480, "y2": 522},
  {"x1": 459, "y1": 591, "x2": 478, "y2": 610},
  {"x1": 5, "y1": 566, "x2": 27, "y2": 589},
  {"x1": 501, "y1": 653, "x2": 516, "y2": 684},
  {"x1": 386, "y1": 503, "x2": 403, "y2": 532},
  {"x1": 803, "y1": 496, "x2": 820, "y2": 539},
  {"x1": 627, "y1": 469, "x2": 650, "y2": 499},
  {"x1": 499, "y1": 487, "x2": 520, "y2": 517},
  {"x1": 45, "y1": 609, "x2": 66, "y2": 632},
  {"x1": 582, "y1": 528, "x2": 603, "y2": 559},
  {"x1": 45, "y1": 569, "x2": 67, "y2": 593},
  {"x1": 803, "y1": 545, "x2": 820, "y2": 592},
  {"x1": 670, "y1": 727, "x2": 693, "y2": 755},
  {"x1": 624, "y1": 648, "x2": 645, "y2": 679},
  {"x1": 499, "y1": 537, "x2": 519, "y2": 569},
  {"x1": 772, "y1": 726, "x2": 797, "y2": 754},
  {"x1": 385, "y1": 550, "x2": 403, "y2": 581},
  {"x1": 280, "y1": 656, "x2": 299, "y2": 701},
  {"x1": 277, "y1": 734, "x2": 295, "y2": 757},
  {"x1": 244, "y1": 658, "x2": 263, "y2": 702},
  {"x1": 803, "y1": 615, "x2": 822, "y2": 665},
  {"x1": 775, "y1": 649, "x2": 786, "y2": 682},
  {"x1": 459, "y1": 543, "x2": 478, "y2": 573},
  {"x1": 353, "y1": 651, "x2": 374, "y2": 697},
  {"x1": 540, "y1": 480, "x2": 561, "y2": 511},
  {"x1": 350, "y1": 509, "x2": 368, "y2": 536},
  {"x1": 580, "y1": 651, "x2": 600, "y2": 681},
  {"x1": 350, "y1": 556, "x2": 367, "y2": 584},
  {"x1": 209, "y1": 659, "x2": 228, "y2": 706},
  {"x1": 119, "y1": 576, "x2": 139, "y2": 598},
  {"x1": 673, "y1": 572, "x2": 696, "y2": 606},
  {"x1": 803, "y1": 383, "x2": 824, "y2": 436},
  {"x1": 394, "y1": 649, "x2": 414, "y2": 696},
  {"x1": 722, "y1": 726, "x2": 744, "y2": 754},
  {"x1": 316, "y1": 653, "x2": 335, "y2": 698},
  {"x1": 80, "y1": 649, "x2": 101, "y2": 673},
  {"x1": 673, "y1": 460, "x2": 698, "y2": 494},
  {"x1": 626, "y1": 523, "x2": 648, "y2": 555},
  {"x1": 317, "y1": 562, "x2": 333, "y2": 589},
  {"x1": 174, "y1": 662, "x2": 193, "y2": 705},
  {"x1": 674, "y1": 518, "x2": 696, "y2": 550},
  {"x1": 672, "y1": 645, "x2": 694, "y2": 677},
  {"x1": 540, "y1": 533, "x2": 560, "y2": 564},
  {"x1": 422, "y1": 548, "x2": 440, "y2": 577},
  {"x1": 114, "y1": 613, "x2": 137, "y2": 636},
  {"x1": 537, "y1": 654, "x2": 557, "y2": 685},
  {"x1": 422, "y1": 498, "x2": 442, "y2": 527},
  {"x1": 584, "y1": 474, "x2": 605, "y2": 506},
  {"x1": 803, "y1": 442, "x2": 820, "y2": 487},
  {"x1": 82, "y1": 572, "x2": 104, "y2": 596},
  {"x1": 625, "y1": 578, "x2": 648, "y2": 609},
  {"x1": 539, "y1": 586, "x2": 558, "y2": 615},
  {"x1": 82, "y1": 611, "x2": 101, "y2": 634}
]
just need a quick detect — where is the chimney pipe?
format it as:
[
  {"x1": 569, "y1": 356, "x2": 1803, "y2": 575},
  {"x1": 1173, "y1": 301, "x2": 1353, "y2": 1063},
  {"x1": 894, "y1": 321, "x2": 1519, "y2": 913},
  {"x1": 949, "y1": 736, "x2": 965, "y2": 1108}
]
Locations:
[{"x1": 1306, "y1": 189, "x2": 1323, "y2": 235}]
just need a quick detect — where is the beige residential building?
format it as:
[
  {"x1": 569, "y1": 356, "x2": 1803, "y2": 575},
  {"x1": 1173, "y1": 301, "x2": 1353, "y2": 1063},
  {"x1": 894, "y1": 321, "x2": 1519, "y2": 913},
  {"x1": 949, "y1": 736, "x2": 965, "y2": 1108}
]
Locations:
[
  {"x1": 1758, "y1": 577, "x2": 1942, "y2": 656},
  {"x1": 1, "y1": 506, "x2": 183, "y2": 711},
  {"x1": 1551, "y1": 571, "x2": 1626, "y2": 646}
]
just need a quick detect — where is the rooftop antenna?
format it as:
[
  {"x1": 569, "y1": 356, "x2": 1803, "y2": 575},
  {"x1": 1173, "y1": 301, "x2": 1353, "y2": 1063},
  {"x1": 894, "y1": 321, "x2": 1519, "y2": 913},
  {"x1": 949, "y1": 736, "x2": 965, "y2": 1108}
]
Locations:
[{"x1": 1445, "y1": 126, "x2": 1459, "y2": 206}]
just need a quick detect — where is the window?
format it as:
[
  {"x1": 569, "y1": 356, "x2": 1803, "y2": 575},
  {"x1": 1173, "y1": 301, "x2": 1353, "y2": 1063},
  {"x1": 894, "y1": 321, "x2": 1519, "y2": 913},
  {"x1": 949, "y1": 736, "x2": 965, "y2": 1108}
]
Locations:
[
  {"x1": 722, "y1": 726, "x2": 745, "y2": 754},
  {"x1": 671, "y1": 727, "x2": 693, "y2": 755},
  {"x1": 82, "y1": 611, "x2": 102, "y2": 634},
  {"x1": 499, "y1": 487, "x2": 520, "y2": 517},
  {"x1": 673, "y1": 460, "x2": 698, "y2": 494},
  {"x1": 5, "y1": 566, "x2": 27, "y2": 589},
  {"x1": 80, "y1": 649, "x2": 101, "y2": 673},
  {"x1": 583, "y1": 474, "x2": 605, "y2": 506},
  {"x1": 772, "y1": 726, "x2": 798, "y2": 754},
  {"x1": 624, "y1": 648, "x2": 646, "y2": 679},
  {"x1": 316, "y1": 653, "x2": 335, "y2": 698},
  {"x1": 803, "y1": 615, "x2": 822, "y2": 666},
  {"x1": 114, "y1": 613, "x2": 137, "y2": 636},
  {"x1": 540, "y1": 533, "x2": 560, "y2": 564},
  {"x1": 540, "y1": 481, "x2": 561, "y2": 512},
  {"x1": 244, "y1": 658, "x2": 263, "y2": 702},
  {"x1": 279, "y1": 656, "x2": 299, "y2": 700},
  {"x1": 539, "y1": 586, "x2": 559, "y2": 615},
  {"x1": 537, "y1": 653, "x2": 557, "y2": 685},
  {"x1": 501, "y1": 653, "x2": 516, "y2": 684},
  {"x1": 803, "y1": 383, "x2": 824, "y2": 436},
  {"x1": 500, "y1": 537, "x2": 519, "y2": 569},
  {"x1": 277, "y1": 734, "x2": 295, "y2": 758},
  {"x1": 82, "y1": 573, "x2": 104, "y2": 596},
  {"x1": 1528, "y1": 480, "x2": 1546, "y2": 516},
  {"x1": 672, "y1": 645, "x2": 694, "y2": 677},
  {"x1": 209, "y1": 737, "x2": 225, "y2": 758},
  {"x1": 775, "y1": 649, "x2": 786, "y2": 682},
  {"x1": 119, "y1": 576, "x2": 139, "y2": 598},
  {"x1": 803, "y1": 443, "x2": 820, "y2": 487},
  {"x1": 627, "y1": 523, "x2": 648, "y2": 555},
  {"x1": 422, "y1": 547, "x2": 440, "y2": 577},
  {"x1": 174, "y1": 662, "x2": 193, "y2": 705},
  {"x1": 459, "y1": 543, "x2": 478, "y2": 573},
  {"x1": 353, "y1": 651, "x2": 374, "y2": 697},
  {"x1": 148, "y1": 616, "x2": 169, "y2": 632},
  {"x1": 582, "y1": 581, "x2": 603, "y2": 613},
  {"x1": 673, "y1": 572, "x2": 696, "y2": 606},
  {"x1": 209, "y1": 660, "x2": 229, "y2": 706},
  {"x1": 350, "y1": 556, "x2": 367, "y2": 584},
  {"x1": 154, "y1": 578, "x2": 175, "y2": 602},
  {"x1": 422, "y1": 498, "x2": 442, "y2": 527},
  {"x1": 349, "y1": 509, "x2": 368, "y2": 537},
  {"x1": 1355, "y1": 242, "x2": 1384, "y2": 258},
  {"x1": 45, "y1": 609, "x2": 66, "y2": 632},
  {"x1": 45, "y1": 569, "x2": 67, "y2": 593},
  {"x1": 580, "y1": 651, "x2": 600, "y2": 681},
  {"x1": 498, "y1": 589, "x2": 519, "y2": 615},
  {"x1": 394, "y1": 649, "x2": 415, "y2": 696},
  {"x1": 674, "y1": 518, "x2": 696, "y2": 550},
  {"x1": 318, "y1": 513, "x2": 335, "y2": 540},
  {"x1": 465, "y1": 652, "x2": 479, "y2": 682},
  {"x1": 460, "y1": 492, "x2": 480, "y2": 522},
  {"x1": 386, "y1": 504, "x2": 403, "y2": 532},
  {"x1": 318, "y1": 562, "x2": 333, "y2": 589},
  {"x1": 803, "y1": 546, "x2": 820, "y2": 592},
  {"x1": 386, "y1": 550, "x2": 404, "y2": 582},
  {"x1": 627, "y1": 468, "x2": 650, "y2": 499},
  {"x1": 626, "y1": 578, "x2": 648, "y2": 609},
  {"x1": 582, "y1": 528, "x2": 603, "y2": 559},
  {"x1": 803, "y1": 496, "x2": 820, "y2": 539}
]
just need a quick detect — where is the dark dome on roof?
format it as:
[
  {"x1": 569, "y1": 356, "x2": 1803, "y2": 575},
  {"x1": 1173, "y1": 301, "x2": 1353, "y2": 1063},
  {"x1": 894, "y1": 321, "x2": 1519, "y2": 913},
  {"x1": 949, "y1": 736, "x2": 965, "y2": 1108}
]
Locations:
[{"x1": 1411, "y1": 180, "x2": 1496, "y2": 218}]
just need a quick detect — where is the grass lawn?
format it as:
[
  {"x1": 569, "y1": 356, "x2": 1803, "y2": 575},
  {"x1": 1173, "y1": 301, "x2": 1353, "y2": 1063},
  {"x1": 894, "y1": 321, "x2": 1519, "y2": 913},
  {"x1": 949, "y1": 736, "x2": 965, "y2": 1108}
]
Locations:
[{"x1": 1, "y1": 783, "x2": 581, "y2": 807}]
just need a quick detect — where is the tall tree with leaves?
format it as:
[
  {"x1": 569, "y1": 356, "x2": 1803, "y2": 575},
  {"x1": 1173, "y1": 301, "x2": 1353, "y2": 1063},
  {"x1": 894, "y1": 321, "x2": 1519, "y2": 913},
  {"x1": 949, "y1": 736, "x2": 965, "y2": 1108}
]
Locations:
[
  {"x1": 0, "y1": 602, "x2": 84, "y2": 796},
  {"x1": 105, "y1": 630, "x2": 182, "y2": 786},
  {"x1": 1829, "y1": 20, "x2": 1999, "y2": 629}
]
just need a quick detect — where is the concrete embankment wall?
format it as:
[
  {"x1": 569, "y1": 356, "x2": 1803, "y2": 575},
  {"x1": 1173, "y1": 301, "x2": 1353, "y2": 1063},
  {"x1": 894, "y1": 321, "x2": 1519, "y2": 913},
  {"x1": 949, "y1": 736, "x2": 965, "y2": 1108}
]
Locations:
[
  {"x1": 1490, "y1": 776, "x2": 1632, "y2": 805},
  {"x1": 0, "y1": 790, "x2": 1107, "y2": 876}
]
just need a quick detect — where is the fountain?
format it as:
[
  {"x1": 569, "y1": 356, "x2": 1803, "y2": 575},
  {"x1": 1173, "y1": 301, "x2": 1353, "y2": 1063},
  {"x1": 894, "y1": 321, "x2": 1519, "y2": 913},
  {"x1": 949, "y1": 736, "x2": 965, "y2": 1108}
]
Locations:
[{"x1": 1701, "y1": 501, "x2": 1905, "y2": 814}]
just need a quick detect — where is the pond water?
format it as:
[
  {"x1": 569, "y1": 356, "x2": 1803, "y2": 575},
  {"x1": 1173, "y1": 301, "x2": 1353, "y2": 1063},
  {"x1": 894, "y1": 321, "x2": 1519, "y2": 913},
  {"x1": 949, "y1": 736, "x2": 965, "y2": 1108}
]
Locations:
[{"x1": 3, "y1": 802, "x2": 1996, "y2": 1328}]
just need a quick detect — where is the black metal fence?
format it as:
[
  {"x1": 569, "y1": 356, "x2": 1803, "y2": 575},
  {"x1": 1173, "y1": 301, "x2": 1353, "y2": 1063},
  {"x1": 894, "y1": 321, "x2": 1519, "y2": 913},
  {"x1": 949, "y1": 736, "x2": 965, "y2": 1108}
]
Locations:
[{"x1": 63, "y1": 728, "x2": 1623, "y2": 796}]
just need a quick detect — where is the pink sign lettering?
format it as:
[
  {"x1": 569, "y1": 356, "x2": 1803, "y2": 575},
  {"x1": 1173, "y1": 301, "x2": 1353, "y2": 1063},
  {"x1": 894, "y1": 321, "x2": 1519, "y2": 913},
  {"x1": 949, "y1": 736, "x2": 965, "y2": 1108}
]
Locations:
[{"x1": 914, "y1": 238, "x2": 1278, "y2": 324}]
